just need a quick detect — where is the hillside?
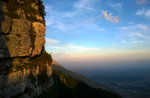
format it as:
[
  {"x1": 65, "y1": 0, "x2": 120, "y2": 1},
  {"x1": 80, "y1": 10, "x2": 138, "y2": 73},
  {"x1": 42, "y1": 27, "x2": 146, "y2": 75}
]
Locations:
[
  {"x1": 39, "y1": 67, "x2": 121, "y2": 98},
  {"x1": 52, "y1": 61, "x2": 99, "y2": 88}
]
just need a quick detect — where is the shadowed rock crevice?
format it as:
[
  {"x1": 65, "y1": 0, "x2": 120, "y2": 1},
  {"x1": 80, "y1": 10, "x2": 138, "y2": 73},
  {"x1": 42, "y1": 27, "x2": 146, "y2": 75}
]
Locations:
[{"x1": 0, "y1": 0, "x2": 12, "y2": 70}]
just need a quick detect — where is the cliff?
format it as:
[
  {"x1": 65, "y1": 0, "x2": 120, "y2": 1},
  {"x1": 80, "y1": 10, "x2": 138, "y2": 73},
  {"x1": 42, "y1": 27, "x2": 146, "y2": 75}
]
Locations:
[{"x1": 0, "y1": 0, "x2": 53, "y2": 97}]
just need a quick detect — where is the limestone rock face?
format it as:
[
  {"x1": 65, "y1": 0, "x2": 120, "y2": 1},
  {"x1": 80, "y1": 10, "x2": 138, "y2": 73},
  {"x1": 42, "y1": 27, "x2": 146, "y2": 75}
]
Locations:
[
  {"x1": 0, "y1": 51, "x2": 53, "y2": 98},
  {"x1": 0, "y1": 0, "x2": 53, "y2": 97},
  {"x1": 0, "y1": 1, "x2": 46, "y2": 58},
  {"x1": 31, "y1": 22, "x2": 46, "y2": 57},
  {"x1": 6, "y1": 19, "x2": 32, "y2": 57}
]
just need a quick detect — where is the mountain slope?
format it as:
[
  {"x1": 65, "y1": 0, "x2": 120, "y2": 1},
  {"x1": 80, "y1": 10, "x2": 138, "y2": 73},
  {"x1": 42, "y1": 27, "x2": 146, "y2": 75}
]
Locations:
[
  {"x1": 39, "y1": 67, "x2": 121, "y2": 98},
  {"x1": 52, "y1": 61, "x2": 99, "y2": 88},
  {"x1": 38, "y1": 61, "x2": 121, "y2": 98}
]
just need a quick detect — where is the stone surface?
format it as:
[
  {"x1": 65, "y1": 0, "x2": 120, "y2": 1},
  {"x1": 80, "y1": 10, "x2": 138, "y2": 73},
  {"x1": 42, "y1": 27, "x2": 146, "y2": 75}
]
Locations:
[
  {"x1": 0, "y1": 2, "x2": 46, "y2": 58},
  {"x1": 0, "y1": 62, "x2": 53, "y2": 98},
  {"x1": 31, "y1": 3, "x2": 38, "y2": 11},
  {"x1": 5, "y1": 19, "x2": 32, "y2": 57},
  {"x1": 0, "y1": 52, "x2": 53, "y2": 98},
  {"x1": 16, "y1": 8, "x2": 26, "y2": 18},
  {"x1": 31, "y1": 22, "x2": 46, "y2": 57},
  {"x1": 0, "y1": 15, "x2": 11, "y2": 34},
  {"x1": 36, "y1": 14, "x2": 43, "y2": 21},
  {"x1": 0, "y1": 1, "x2": 52, "y2": 97}
]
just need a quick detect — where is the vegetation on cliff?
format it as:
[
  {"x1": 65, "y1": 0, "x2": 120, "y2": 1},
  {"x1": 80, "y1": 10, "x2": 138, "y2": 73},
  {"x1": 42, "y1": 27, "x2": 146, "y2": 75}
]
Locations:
[{"x1": 3, "y1": 0, "x2": 45, "y2": 22}]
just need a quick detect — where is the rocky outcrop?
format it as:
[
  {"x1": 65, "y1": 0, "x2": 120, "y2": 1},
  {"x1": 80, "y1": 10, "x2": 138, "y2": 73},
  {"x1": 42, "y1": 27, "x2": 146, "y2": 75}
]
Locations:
[
  {"x1": 0, "y1": 0, "x2": 46, "y2": 59},
  {"x1": 0, "y1": 0, "x2": 52, "y2": 97},
  {"x1": 31, "y1": 22, "x2": 46, "y2": 57},
  {"x1": 0, "y1": 51, "x2": 53, "y2": 98}
]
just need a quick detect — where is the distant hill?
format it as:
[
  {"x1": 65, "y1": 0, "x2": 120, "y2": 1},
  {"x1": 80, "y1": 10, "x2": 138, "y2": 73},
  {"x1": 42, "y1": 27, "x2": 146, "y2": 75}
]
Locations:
[{"x1": 39, "y1": 61, "x2": 122, "y2": 98}]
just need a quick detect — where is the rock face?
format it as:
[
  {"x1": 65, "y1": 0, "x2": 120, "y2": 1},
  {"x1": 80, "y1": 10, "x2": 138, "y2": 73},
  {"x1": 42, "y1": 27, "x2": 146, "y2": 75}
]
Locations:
[
  {"x1": 0, "y1": 4, "x2": 46, "y2": 58},
  {"x1": 0, "y1": 0, "x2": 52, "y2": 97},
  {"x1": 31, "y1": 22, "x2": 46, "y2": 57}
]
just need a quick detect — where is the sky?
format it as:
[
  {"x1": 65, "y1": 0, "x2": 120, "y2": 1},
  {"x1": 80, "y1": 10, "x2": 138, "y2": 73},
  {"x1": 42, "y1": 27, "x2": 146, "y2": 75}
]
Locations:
[{"x1": 43, "y1": 0, "x2": 150, "y2": 70}]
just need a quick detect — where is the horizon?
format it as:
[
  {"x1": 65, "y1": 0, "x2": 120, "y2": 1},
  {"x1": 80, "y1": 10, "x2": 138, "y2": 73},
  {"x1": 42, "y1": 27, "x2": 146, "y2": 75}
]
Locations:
[{"x1": 43, "y1": 0, "x2": 150, "y2": 70}]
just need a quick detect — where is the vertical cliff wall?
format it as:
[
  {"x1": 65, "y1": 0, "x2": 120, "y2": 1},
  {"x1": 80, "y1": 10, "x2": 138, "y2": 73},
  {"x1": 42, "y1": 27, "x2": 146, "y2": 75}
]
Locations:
[{"x1": 0, "y1": 0, "x2": 53, "y2": 97}]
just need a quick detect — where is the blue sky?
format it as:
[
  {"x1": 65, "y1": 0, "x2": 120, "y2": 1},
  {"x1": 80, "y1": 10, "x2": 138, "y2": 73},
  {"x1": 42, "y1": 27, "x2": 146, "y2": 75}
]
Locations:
[{"x1": 43, "y1": 0, "x2": 150, "y2": 69}]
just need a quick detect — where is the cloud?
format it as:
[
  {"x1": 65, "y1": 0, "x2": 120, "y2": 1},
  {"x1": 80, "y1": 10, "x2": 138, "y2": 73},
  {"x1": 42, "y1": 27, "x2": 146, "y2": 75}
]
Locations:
[
  {"x1": 108, "y1": 3, "x2": 122, "y2": 9},
  {"x1": 44, "y1": 1, "x2": 104, "y2": 34},
  {"x1": 101, "y1": 10, "x2": 119, "y2": 23},
  {"x1": 117, "y1": 24, "x2": 150, "y2": 46},
  {"x1": 136, "y1": 8, "x2": 150, "y2": 19},
  {"x1": 136, "y1": 0, "x2": 148, "y2": 4},
  {"x1": 131, "y1": 40, "x2": 144, "y2": 44},
  {"x1": 119, "y1": 24, "x2": 148, "y2": 31},
  {"x1": 46, "y1": 38, "x2": 103, "y2": 53},
  {"x1": 74, "y1": 0, "x2": 97, "y2": 11},
  {"x1": 130, "y1": 32, "x2": 150, "y2": 40},
  {"x1": 46, "y1": 38, "x2": 63, "y2": 45}
]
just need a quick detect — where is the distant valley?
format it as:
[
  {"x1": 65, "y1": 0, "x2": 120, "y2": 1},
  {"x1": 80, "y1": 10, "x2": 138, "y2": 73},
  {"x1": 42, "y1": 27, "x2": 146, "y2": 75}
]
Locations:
[{"x1": 75, "y1": 65, "x2": 150, "y2": 98}]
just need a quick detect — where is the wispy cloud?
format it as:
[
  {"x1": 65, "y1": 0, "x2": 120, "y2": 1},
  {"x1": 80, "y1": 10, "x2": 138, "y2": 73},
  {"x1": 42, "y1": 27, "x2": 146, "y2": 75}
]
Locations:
[
  {"x1": 130, "y1": 32, "x2": 150, "y2": 40},
  {"x1": 46, "y1": 38, "x2": 103, "y2": 53},
  {"x1": 64, "y1": 0, "x2": 97, "y2": 18},
  {"x1": 119, "y1": 24, "x2": 148, "y2": 31},
  {"x1": 74, "y1": 0, "x2": 97, "y2": 11},
  {"x1": 45, "y1": 2, "x2": 104, "y2": 34},
  {"x1": 136, "y1": 8, "x2": 150, "y2": 19},
  {"x1": 136, "y1": 0, "x2": 148, "y2": 4},
  {"x1": 101, "y1": 10, "x2": 119, "y2": 23},
  {"x1": 108, "y1": 2, "x2": 122, "y2": 9},
  {"x1": 131, "y1": 40, "x2": 145, "y2": 44},
  {"x1": 117, "y1": 24, "x2": 150, "y2": 46}
]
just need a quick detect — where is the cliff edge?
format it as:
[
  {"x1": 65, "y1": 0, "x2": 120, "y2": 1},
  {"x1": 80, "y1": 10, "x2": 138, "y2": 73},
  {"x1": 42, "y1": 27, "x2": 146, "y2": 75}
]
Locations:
[{"x1": 0, "y1": 0, "x2": 53, "y2": 97}]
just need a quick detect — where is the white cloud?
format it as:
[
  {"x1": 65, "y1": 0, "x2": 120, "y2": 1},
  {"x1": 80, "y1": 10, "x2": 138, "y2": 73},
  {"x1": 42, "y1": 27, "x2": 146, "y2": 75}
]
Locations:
[
  {"x1": 130, "y1": 32, "x2": 150, "y2": 40},
  {"x1": 136, "y1": 8, "x2": 150, "y2": 19},
  {"x1": 46, "y1": 38, "x2": 61, "y2": 45},
  {"x1": 130, "y1": 32, "x2": 145, "y2": 38},
  {"x1": 136, "y1": 0, "x2": 148, "y2": 4},
  {"x1": 108, "y1": 3, "x2": 122, "y2": 9},
  {"x1": 101, "y1": 10, "x2": 119, "y2": 23},
  {"x1": 119, "y1": 24, "x2": 148, "y2": 31},
  {"x1": 46, "y1": 38, "x2": 103, "y2": 53},
  {"x1": 44, "y1": 2, "x2": 104, "y2": 34},
  {"x1": 117, "y1": 24, "x2": 150, "y2": 46},
  {"x1": 131, "y1": 40, "x2": 144, "y2": 44},
  {"x1": 74, "y1": 0, "x2": 97, "y2": 11},
  {"x1": 63, "y1": 0, "x2": 98, "y2": 18}
]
